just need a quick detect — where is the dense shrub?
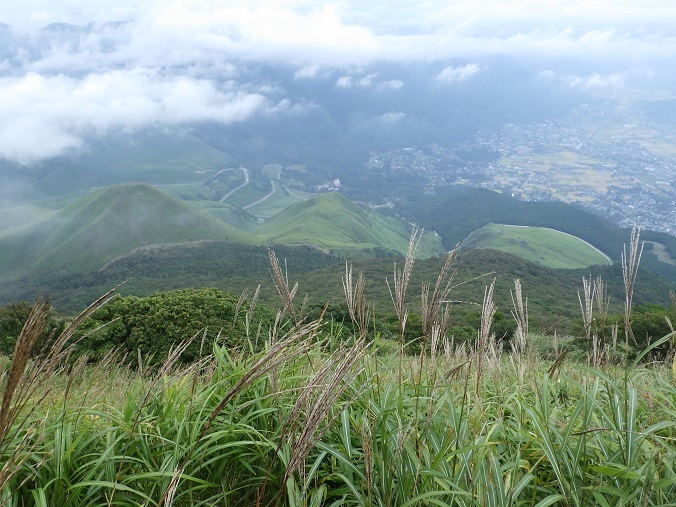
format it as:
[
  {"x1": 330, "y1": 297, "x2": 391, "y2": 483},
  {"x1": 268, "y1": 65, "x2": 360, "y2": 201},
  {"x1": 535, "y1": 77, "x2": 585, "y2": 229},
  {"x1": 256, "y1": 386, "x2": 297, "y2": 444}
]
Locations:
[{"x1": 74, "y1": 288, "x2": 274, "y2": 364}]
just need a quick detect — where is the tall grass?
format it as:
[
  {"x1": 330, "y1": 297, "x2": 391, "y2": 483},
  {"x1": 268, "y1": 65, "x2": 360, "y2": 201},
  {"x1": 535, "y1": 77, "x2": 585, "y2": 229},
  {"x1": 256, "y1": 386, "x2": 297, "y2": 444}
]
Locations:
[{"x1": 0, "y1": 231, "x2": 674, "y2": 506}]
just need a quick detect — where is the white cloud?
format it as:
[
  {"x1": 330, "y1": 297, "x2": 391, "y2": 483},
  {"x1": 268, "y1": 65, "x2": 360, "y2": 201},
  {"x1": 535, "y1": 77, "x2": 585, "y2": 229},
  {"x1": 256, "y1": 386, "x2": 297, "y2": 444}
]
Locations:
[
  {"x1": 2, "y1": 0, "x2": 674, "y2": 67},
  {"x1": 335, "y1": 76, "x2": 353, "y2": 88},
  {"x1": 294, "y1": 65, "x2": 321, "y2": 79},
  {"x1": 562, "y1": 72, "x2": 625, "y2": 90},
  {"x1": 335, "y1": 72, "x2": 395, "y2": 89},
  {"x1": 1, "y1": 0, "x2": 674, "y2": 164},
  {"x1": 436, "y1": 63, "x2": 481, "y2": 82},
  {"x1": 379, "y1": 111, "x2": 406, "y2": 123},
  {"x1": 357, "y1": 73, "x2": 377, "y2": 87},
  {"x1": 0, "y1": 70, "x2": 268, "y2": 163},
  {"x1": 378, "y1": 79, "x2": 404, "y2": 90}
]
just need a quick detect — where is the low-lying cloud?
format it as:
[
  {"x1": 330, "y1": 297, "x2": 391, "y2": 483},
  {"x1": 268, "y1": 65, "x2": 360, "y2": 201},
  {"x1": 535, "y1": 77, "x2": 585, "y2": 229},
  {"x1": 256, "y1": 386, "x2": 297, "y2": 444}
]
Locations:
[
  {"x1": 0, "y1": 0, "x2": 674, "y2": 164},
  {"x1": 0, "y1": 70, "x2": 267, "y2": 163},
  {"x1": 436, "y1": 64, "x2": 481, "y2": 83}
]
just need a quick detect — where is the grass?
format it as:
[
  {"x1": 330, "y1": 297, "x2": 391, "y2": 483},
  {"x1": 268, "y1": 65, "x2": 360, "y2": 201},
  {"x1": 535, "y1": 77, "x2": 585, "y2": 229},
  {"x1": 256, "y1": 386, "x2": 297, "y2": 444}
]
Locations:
[
  {"x1": 257, "y1": 192, "x2": 444, "y2": 258},
  {"x1": 1, "y1": 327, "x2": 674, "y2": 505},
  {"x1": 0, "y1": 183, "x2": 258, "y2": 276},
  {"x1": 461, "y1": 223, "x2": 612, "y2": 269},
  {"x1": 1, "y1": 228, "x2": 674, "y2": 506}
]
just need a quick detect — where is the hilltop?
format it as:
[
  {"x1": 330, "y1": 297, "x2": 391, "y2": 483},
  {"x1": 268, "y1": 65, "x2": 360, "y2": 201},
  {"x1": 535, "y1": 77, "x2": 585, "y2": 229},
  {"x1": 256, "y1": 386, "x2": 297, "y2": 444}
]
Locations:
[
  {"x1": 0, "y1": 185, "x2": 442, "y2": 299},
  {"x1": 0, "y1": 183, "x2": 255, "y2": 277},
  {"x1": 256, "y1": 192, "x2": 443, "y2": 257},
  {"x1": 461, "y1": 223, "x2": 612, "y2": 269},
  {"x1": 397, "y1": 187, "x2": 676, "y2": 282}
]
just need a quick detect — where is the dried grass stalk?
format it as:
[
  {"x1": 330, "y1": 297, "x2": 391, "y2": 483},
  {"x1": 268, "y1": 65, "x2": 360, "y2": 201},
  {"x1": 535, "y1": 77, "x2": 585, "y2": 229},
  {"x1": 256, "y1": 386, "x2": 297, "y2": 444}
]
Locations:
[
  {"x1": 387, "y1": 227, "x2": 421, "y2": 336},
  {"x1": 475, "y1": 279, "x2": 496, "y2": 397},
  {"x1": 0, "y1": 299, "x2": 48, "y2": 445},
  {"x1": 282, "y1": 338, "x2": 368, "y2": 490},
  {"x1": 622, "y1": 227, "x2": 643, "y2": 348},
  {"x1": 510, "y1": 278, "x2": 528, "y2": 358},
  {"x1": 420, "y1": 249, "x2": 456, "y2": 339},
  {"x1": 268, "y1": 247, "x2": 299, "y2": 326},
  {"x1": 342, "y1": 263, "x2": 369, "y2": 336}
]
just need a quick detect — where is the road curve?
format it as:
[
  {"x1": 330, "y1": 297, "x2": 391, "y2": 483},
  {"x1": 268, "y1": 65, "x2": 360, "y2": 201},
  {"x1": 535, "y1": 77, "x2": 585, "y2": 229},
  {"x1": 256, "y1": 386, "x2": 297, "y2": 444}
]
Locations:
[
  {"x1": 243, "y1": 179, "x2": 276, "y2": 209},
  {"x1": 218, "y1": 168, "x2": 249, "y2": 202}
]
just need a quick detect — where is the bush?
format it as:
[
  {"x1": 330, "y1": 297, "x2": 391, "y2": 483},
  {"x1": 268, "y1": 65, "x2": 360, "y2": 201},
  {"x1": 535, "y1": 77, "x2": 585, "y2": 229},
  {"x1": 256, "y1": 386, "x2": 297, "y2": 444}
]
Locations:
[{"x1": 74, "y1": 288, "x2": 274, "y2": 365}]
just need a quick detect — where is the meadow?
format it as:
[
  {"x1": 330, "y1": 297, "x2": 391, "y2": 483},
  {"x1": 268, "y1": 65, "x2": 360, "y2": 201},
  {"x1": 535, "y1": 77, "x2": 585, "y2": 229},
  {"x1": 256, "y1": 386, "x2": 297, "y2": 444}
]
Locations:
[
  {"x1": 461, "y1": 224, "x2": 612, "y2": 269},
  {"x1": 0, "y1": 230, "x2": 674, "y2": 506}
]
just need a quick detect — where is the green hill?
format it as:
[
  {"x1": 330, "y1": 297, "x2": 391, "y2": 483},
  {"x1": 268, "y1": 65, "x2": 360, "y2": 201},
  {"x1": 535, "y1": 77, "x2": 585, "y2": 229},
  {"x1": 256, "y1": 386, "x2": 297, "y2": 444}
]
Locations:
[
  {"x1": 461, "y1": 223, "x2": 612, "y2": 269},
  {"x1": 256, "y1": 192, "x2": 443, "y2": 257},
  {"x1": 0, "y1": 183, "x2": 257, "y2": 277},
  {"x1": 398, "y1": 187, "x2": 676, "y2": 281}
]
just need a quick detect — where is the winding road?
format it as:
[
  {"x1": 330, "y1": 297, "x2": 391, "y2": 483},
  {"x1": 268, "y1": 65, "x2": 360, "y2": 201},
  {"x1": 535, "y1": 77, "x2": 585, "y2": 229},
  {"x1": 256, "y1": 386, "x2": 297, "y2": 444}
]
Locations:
[
  {"x1": 218, "y1": 167, "x2": 249, "y2": 202},
  {"x1": 213, "y1": 164, "x2": 301, "y2": 210},
  {"x1": 243, "y1": 179, "x2": 276, "y2": 209}
]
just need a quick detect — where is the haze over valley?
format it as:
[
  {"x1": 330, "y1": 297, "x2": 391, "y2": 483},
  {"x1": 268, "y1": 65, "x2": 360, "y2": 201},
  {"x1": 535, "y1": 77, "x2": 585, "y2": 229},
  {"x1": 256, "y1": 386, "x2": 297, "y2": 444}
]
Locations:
[{"x1": 1, "y1": 0, "x2": 676, "y2": 313}]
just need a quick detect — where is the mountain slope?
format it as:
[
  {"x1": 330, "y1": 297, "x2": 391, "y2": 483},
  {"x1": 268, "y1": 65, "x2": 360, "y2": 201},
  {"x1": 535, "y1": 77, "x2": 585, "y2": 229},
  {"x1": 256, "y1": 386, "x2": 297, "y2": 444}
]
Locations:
[
  {"x1": 0, "y1": 183, "x2": 257, "y2": 276},
  {"x1": 256, "y1": 192, "x2": 443, "y2": 257},
  {"x1": 461, "y1": 223, "x2": 612, "y2": 269},
  {"x1": 398, "y1": 187, "x2": 676, "y2": 281}
]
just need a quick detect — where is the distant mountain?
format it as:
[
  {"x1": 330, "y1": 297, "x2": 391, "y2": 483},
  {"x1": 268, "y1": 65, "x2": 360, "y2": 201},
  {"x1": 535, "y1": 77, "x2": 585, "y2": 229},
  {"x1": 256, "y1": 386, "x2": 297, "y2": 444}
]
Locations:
[
  {"x1": 398, "y1": 187, "x2": 676, "y2": 282},
  {"x1": 0, "y1": 185, "x2": 444, "y2": 300},
  {"x1": 0, "y1": 183, "x2": 255, "y2": 277},
  {"x1": 256, "y1": 192, "x2": 444, "y2": 257}
]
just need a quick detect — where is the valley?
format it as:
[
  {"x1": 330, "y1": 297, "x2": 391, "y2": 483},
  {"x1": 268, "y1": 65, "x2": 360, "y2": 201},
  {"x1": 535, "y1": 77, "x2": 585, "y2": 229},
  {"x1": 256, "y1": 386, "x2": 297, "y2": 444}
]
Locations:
[{"x1": 364, "y1": 102, "x2": 676, "y2": 235}]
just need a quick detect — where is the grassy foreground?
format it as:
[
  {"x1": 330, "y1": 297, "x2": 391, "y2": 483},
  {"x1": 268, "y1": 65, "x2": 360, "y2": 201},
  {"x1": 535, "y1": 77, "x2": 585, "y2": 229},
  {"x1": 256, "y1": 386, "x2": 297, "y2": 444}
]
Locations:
[
  {"x1": 1, "y1": 331, "x2": 674, "y2": 506},
  {"x1": 1, "y1": 230, "x2": 674, "y2": 506}
]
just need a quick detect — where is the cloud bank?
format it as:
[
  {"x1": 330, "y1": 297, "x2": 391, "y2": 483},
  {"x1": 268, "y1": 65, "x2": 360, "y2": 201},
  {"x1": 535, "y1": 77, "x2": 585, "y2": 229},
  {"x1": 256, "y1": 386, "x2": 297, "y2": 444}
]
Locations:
[{"x1": 0, "y1": 0, "x2": 674, "y2": 163}]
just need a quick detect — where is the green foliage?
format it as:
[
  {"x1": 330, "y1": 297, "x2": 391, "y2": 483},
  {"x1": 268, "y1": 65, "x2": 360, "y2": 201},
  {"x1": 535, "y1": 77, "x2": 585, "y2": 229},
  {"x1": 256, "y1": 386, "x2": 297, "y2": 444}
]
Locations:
[
  {"x1": 74, "y1": 288, "x2": 273, "y2": 364},
  {"x1": 0, "y1": 242, "x2": 342, "y2": 311},
  {"x1": 600, "y1": 303, "x2": 676, "y2": 359},
  {"x1": 2, "y1": 340, "x2": 674, "y2": 505},
  {"x1": 0, "y1": 302, "x2": 64, "y2": 356},
  {"x1": 464, "y1": 309, "x2": 518, "y2": 342}
]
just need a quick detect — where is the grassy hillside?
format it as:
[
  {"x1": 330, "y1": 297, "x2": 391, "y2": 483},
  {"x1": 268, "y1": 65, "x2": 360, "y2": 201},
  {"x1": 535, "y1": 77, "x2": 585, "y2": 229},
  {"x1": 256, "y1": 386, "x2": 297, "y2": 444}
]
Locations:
[
  {"x1": 257, "y1": 192, "x2": 443, "y2": 257},
  {"x1": 398, "y1": 187, "x2": 676, "y2": 281},
  {"x1": 461, "y1": 223, "x2": 612, "y2": 269},
  {"x1": 0, "y1": 183, "x2": 257, "y2": 277},
  {"x1": 187, "y1": 200, "x2": 260, "y2": 231},
  {"x1": 5, "y1": 243, "x2": 671, "y2": 334}
]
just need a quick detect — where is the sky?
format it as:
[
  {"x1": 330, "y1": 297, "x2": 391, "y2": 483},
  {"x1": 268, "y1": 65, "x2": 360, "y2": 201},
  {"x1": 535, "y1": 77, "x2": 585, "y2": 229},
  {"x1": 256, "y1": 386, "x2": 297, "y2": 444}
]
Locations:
[{"x1": 1, "y1": 0, "x2": 675, "y2": 164}]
